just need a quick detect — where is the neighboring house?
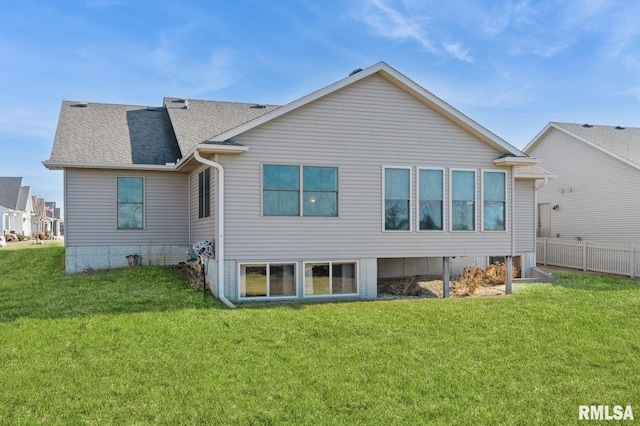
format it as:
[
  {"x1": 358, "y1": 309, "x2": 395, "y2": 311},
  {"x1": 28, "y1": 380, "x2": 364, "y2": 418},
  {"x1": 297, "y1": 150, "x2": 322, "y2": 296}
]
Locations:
[
  {"x1": 525, "y1": 122, "x2": 640, "y2": 243},
  {"x1": 0, "y1": 177, "x2": 33, "y2": 237},
  {"x1": 44, "y1": 62, "x2": 550, "y2": 303}
]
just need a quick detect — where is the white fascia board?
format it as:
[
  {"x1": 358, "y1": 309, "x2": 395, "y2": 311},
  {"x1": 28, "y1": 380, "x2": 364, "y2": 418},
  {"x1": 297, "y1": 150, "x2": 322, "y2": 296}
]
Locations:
[
  {"x1": 514, "y1": 173, "x2": 558, "y2": 180},
  {"x1": 175, "y1": 143, "x2": 249, "y2": 171},
  {"x1": 493, "y1": 157, "x2": 541, "y2": 166},
  {"x1": 42, "y1": 160, "x2": 176, "y2": 171}
]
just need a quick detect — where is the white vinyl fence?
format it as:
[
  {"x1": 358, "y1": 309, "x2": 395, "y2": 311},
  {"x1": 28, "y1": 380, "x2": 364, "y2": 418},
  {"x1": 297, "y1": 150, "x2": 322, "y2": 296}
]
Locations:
[{"x1": 537, "y1": 238, "x2": 640, "y2": 278}]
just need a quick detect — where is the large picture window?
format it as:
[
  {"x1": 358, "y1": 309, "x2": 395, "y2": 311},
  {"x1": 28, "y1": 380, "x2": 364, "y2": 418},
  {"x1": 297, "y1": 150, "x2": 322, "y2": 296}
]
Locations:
[
  {"x1": 451, "y1": 170, "x2": 475, "y2": 231},
  {"x1": 304, "y1": 262, "x2": 357, "y2": 296},
  {"x1": 198, "y1": 168, "x2": 210, "y2": 219},
  {"x1": 263, "y1": 165, "x2": 338, "y2": 217},
  {"x1": 483, "y1": 171, "x2": 506, "y2": 231},
  {"x1": 239, "y1": 263, "x2": 297, "y2": 298},
  {"x1": 117, "y1": 177, "x2": 143, "y2": 229},
  {"x1": 384, "y1": 167, "x2": 411, "y2": 231},
  {"x1": 418, "y1": 168, "x2": 443, "y2": 231}
]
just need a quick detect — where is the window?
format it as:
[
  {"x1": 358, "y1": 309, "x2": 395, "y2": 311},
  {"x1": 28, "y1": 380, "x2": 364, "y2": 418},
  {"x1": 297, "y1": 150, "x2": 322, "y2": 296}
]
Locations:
[
  {"x1": 483, "y1": 171, "x2": 506, "y2": 231},
  {"x1": 263, "y1": 165, "x2": 338, "y2": 216},
  {"x1": 451, "y1": 170, "x2": 475, "y2": 231},
  {"x1": 304, "y1": 262, "x2": 357, "y2": 296},
  {"x1": 418, "y1": 169, "x2": 443, "y2": 231},
  {"x1": 198, "y1": 168, "x2": 210, "y2": 218},
  {"x1": 239, "y1": 263, "x2": 296, "y2": 298},
  {"x1": 384, "y1": 167, "x2": 411, "y2": 231},
  {"x1": 117, "y1": 177, "x2": 143, "y2": 229}
]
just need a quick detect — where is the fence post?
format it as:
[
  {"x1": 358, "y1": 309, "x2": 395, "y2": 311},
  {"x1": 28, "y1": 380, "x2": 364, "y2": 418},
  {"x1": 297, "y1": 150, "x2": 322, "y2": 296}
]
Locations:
[
  {"x1": 543, "y1": 238, "x2": 548, "y2": 265},
  {"x1": 631, "y1": 245, "x2": 637, "y2": 278},
  {"x1": 582, "y1": 240, "x2": 588, "y2": 272}
]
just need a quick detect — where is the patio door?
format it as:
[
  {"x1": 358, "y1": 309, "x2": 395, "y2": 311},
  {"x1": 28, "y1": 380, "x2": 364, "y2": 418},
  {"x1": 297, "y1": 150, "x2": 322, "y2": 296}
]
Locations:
[{"x1": 538, "y1": 203, "x2": 550, "y2": 237}]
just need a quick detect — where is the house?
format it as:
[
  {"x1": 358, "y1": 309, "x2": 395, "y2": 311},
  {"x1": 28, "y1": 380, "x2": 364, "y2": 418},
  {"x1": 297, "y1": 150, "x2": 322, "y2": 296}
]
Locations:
[
  {"x1": 44, "y1": 62, "x2": 550, "y2": 304},
  {"x1": 524, "y1": 122, "x2": 640, "y2": 243},
  {"x1": 0, "y1": 177, "x2": 34, "y2": 238}
]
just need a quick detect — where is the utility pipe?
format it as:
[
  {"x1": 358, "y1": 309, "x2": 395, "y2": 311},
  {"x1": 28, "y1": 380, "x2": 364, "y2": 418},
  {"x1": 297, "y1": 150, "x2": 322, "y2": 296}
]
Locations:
[{"x1": 194, "y1": 149, "x2": 236, "y2": 309}]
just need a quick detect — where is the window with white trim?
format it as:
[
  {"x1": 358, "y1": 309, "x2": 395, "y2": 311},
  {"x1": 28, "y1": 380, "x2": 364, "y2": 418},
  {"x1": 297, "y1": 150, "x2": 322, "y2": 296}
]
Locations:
[
  {"x1": 483, "y1": 171, "x2": 506, "y2": 231},
  {"x1": 198, "y1": 168, "x2": 210, "y2": 219},
  {"x1": 418, "y1": 168, "x2": 444, "y2": 231},
  {"x1": 263, "y1": 165, "x2": 338, "y2": 216},
  {"x1": 451, "y1": 170, "x2": 475, "y2": 231},
  {"x1": 384, "y1": 167, "x2": 411, "y2": 231},
  {"x1": 239, "y1": 263, "x2": 297, "y2": 298},
  {"x1": 117, "y1": 177, "x2": 143, "y2": 229},
  {"x1": 304, "y1": 262, "x2": 357, "y2": 296}
]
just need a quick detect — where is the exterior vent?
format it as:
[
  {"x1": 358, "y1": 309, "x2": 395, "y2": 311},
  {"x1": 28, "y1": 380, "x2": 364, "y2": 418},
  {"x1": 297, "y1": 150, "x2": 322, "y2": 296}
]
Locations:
[
  {"x1": 250, "y1": 104, "x2": 266, "y2": 109},
  {"x1": 172, "y1": 99, "x2": 186, "y2": 103},
  {"x1": 615, "y1": 126, "x2": 625, "y2": 130},
  {"x1": 71, "y1": 102, "x2": 88, "y2": 108},
  {"x1": 349, "y1": 68, "x2": 363, "y2": 76},
  {"x1": 582, "y1": 123, "x2": 593, "y2": 128}
]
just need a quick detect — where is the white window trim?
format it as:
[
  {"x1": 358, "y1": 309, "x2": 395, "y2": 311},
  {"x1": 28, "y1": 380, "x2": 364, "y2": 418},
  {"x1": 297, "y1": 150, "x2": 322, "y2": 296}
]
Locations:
[
  {"x1": 449, "y1": 168, "x2": 477, "y2": 233},
  {"x1": 302, "y1": 260, "x2": 359, "y2": 298},
  {"x1": 416, "y1": 167, "x2": 446, "y2": 233},
  {"x1": 237, "y1": 262, "x2": 299, "y2": 300},
  {"x1": 382, "y1": 165, "x2": 413, "y2": 232},
  {"x1": 260, "y1": 163, "x2": 340, "y2": 218},
  {"x1": 481, "y1": 169, "x2": 508, "y2": 232},
  {"x1": 116, "y1": 176, "x2": 145, "y2": 231}
]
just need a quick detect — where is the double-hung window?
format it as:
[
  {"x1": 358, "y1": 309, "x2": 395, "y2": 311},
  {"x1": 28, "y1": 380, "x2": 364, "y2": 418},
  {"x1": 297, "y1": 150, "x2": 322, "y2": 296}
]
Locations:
[
  {"x1": 117, "y1": 177, "x2": 144, "y2": 229},
  {"x1": 198, "y1": 168, "x2": 210, "y2": 219},
  {"x1": 263, "y1": 165, "x2": 338, "y2": 216},
  {"x1": 451, "y1": 170, "x2": 475, "y2": 231},
  {"x1": 384, "y1": 167, "x2": 411, "y2": 231},
  {"x1": 483, "y1": 171, "x2": 506, "y2": 231},
  {"x1": 418, "y1": 168, "x2": 444, "y2": 231}
]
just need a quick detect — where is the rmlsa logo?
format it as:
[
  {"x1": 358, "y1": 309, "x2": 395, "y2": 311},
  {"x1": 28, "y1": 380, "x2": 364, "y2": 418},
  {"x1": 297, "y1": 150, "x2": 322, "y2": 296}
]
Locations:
[{"x1": 579, "y1": 405, "x2": 634, "y2": 421}]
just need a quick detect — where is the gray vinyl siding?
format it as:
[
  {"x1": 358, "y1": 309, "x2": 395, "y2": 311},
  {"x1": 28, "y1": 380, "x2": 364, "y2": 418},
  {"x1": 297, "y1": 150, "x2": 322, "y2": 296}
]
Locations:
[
  {"x1": 189, "y1": 164, "x2": 216, "y2": 243},
  {"x1": 514, "y1": 179, "x2": 535, "y2": 252},
  {"x1": 528, "y1": 128, "x2": 640, "y2": 243},
  {"x1": 65, "y1": 168, "x2": 189, "y2": 246},
  {"x1": 219, "y1": 74, "x2": 516, "y2": 260}
]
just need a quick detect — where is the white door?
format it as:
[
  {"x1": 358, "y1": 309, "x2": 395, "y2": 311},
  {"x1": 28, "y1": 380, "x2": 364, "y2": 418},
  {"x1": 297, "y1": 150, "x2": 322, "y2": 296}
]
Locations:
[{"x1": 538, "y1": 203, "x2": 551, "y2": 237}]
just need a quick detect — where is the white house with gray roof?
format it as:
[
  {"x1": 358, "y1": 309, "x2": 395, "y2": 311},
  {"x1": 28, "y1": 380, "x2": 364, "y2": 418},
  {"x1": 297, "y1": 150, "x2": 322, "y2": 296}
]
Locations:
[
  {"x1": 44, "y1": 62, "x2": 550, "y2": 304},
  {"x1": 525, "y1": 122, "x2": 640, "y2": 243},
  {"x1": 0, "y1": 177, "x2": 34, "y2": 238}
]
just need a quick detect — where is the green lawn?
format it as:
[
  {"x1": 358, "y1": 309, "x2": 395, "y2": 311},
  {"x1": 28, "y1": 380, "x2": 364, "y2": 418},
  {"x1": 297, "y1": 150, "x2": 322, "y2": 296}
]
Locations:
[{"x1": 1, "y1": 244, "x2": 638, "y2": 424}]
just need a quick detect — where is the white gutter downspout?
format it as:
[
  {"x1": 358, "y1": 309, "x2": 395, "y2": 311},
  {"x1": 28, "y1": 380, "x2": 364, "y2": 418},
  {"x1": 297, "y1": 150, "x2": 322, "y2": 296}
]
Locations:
[
  {"x1": 535, "y1": 177, "x2": 549, "y2": 190},
  {"x1": 194, "y1": 149, "x2": 236, "y2": 309}
]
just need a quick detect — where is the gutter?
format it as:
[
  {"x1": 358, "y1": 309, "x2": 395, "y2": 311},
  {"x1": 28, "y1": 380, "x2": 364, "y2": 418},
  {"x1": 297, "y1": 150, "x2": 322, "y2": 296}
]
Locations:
[{"x1": 193, "y1": 149, "x2": 236, "y2": 309}]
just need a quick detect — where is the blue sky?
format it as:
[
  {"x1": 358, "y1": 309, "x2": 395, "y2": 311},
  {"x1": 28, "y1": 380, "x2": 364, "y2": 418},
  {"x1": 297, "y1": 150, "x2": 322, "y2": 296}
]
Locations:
[{"x1": 3, "y1": 0, "x2": 640, "y2": 213}]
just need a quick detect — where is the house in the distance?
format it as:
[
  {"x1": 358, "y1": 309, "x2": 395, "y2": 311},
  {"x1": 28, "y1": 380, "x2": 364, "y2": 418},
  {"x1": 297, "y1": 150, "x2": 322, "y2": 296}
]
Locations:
[
  {"x1": 44, "y1": 62, "x2": 549, "y2": 304},
  {"x1": 525, "y1": 122, "x2": 640, "y2": 243},
  {"x1": 0, "y1": 177, "x2": 34, "y2": 238}
]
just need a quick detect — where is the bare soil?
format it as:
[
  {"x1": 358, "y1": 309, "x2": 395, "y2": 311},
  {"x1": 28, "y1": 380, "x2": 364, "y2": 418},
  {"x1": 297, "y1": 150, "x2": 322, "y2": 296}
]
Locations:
[{"x1": 378, "y1": 275, "x2": 505, "y2": 299}]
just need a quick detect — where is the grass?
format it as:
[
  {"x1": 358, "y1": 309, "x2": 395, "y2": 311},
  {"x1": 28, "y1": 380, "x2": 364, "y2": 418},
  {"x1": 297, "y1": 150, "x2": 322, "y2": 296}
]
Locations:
[{"x1": 1, "y1": 244, "x2": 639, "y2": 424}]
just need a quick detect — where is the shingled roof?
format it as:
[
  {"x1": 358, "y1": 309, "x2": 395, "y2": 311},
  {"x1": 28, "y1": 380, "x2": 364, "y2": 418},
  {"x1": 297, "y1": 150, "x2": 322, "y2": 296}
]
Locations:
[
  {"x1": 163, "y1": 98, "x2": 280, "y2": 155},
  {"x1": 551, "y1": 122, "x2": 640, "y2": 166},
  {"x1": 48, "y1": 101, "x2": 182, "y2": 166},
  {"x1": 0, "y1": 177, "x2": 23, "y2": 209}
]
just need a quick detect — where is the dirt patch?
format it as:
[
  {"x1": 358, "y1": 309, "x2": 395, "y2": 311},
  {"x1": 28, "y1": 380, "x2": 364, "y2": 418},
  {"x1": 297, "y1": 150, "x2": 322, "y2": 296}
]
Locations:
[
  {"x1": 170, "y1": 261, "x2": 205, "y2": 290},
  {"x1": 378, "y1": 275, "x2": 506, "y2": 299}
]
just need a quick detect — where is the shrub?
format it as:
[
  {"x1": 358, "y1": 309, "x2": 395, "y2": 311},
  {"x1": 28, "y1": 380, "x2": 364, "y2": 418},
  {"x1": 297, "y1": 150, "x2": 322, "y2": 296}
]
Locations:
[{"x1": 451, "y1": 263, "x2": 518, "y2": 296}]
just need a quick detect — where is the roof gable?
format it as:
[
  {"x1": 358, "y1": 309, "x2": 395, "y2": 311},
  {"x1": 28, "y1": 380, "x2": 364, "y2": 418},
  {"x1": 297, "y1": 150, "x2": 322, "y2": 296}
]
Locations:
[
  {"x1": 0, "y1": 177, "x2": 23, "y2": 209},
  {"x1": 525, "y1": 122, "x2": 640, "y2": 171},
  {"x1": 204, "y1": 62, "x2": 526, "y2": 157}
]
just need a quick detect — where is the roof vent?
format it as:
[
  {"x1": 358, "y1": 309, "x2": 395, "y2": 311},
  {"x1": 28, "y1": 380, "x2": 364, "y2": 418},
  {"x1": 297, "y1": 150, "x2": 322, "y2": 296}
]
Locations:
[
  {"x1": 250, "y1": 104, "x2": 266, "y2": 109},
  {"x1": 615, "y1": 125, "x2": 625, "y2": 130},
  {"x1": 171, "y1": 99, "x2": 186, "y2": 103},
  {"x1": 71, "y1": 102, "x2": 88, "y2": 108},
  {"x1": 349, "y1": 68, "x2": 363, "y2": 76},
  {"x1": 582, "y1": 123, "x2": 593, "y2": 128},
  {"x1": 184, "y1": 100, "x2": 189, "y2": 110}
]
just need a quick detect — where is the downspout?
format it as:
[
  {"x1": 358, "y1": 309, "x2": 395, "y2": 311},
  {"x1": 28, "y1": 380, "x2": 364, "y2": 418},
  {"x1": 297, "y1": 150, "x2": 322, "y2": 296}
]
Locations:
[
  {"x1": 535, "y1": 177, "x2": 549, "y2": 190},
  {"x1": 193, "y1": 149, "x2": 236, "y2": 309}
]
